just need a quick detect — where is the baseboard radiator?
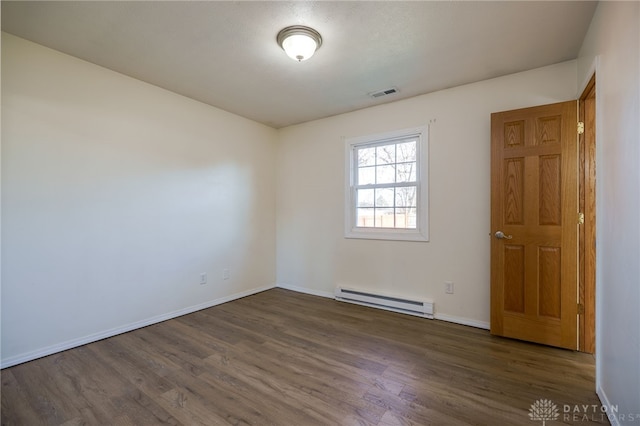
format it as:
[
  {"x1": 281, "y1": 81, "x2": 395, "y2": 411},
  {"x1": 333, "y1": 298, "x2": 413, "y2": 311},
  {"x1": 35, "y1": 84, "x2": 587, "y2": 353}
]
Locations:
[{"x1": 334, "y1": 286, "x2": 434, "y2": 319}]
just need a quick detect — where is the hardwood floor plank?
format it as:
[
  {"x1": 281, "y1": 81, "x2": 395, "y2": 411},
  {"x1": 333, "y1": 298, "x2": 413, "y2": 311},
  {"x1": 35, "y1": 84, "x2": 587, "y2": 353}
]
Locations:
[
  {"x1": 363, "y1": 388, "x2": 463, "y2": 426},
  {"x1": 160, "y1": 366, "x2": 294, "y2": 426},
  {"x1": 0, "y1": 370, "x2": 45, "y2": 426},
  {"x1": 108, "y1": 331, "x2": 187, "y2": 376},
  {"x1": 398, "y1": 382, "x2": 524, "y2": 425},
  {"x1": 158, "y1": 385, "x2": 229, "y2": 425},
  {"x1": 128, "y1": 325, "x2": 211, "y2": 376},
  {"x1": 109, "y1": 388, "x2": 180, "y2": 425},
  {"x1": 86, "y1": 337, "x2": 176, "y2": 397},
  {"x1": 9, "y1": 356, "x2": 85, "y2": 424},
  {"x1": 201, "y1": 341, "x2": 386, "y2": 425},
  {"x1": 53, "y1": 347, "x2": 137, "y2": 424},
  {"x1": 1, "y1": 288, "x2": 606, "y2": 425}
]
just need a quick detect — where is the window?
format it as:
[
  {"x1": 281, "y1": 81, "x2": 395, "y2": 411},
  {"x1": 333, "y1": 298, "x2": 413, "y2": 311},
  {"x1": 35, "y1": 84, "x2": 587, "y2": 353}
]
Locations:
[{"x1": 345, "y1": 126, "x2": 429, "y2": 241}]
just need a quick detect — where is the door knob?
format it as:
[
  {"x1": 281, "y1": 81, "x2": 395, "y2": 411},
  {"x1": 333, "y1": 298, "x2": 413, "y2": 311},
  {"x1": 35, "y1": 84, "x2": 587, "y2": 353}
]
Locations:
[{"x1": 495, "y1": 231, "x2": 513, "y2": 240}]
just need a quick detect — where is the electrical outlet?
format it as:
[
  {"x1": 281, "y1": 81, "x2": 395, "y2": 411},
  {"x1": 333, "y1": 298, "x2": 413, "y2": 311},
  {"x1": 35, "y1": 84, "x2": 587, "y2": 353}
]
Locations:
[
  {"x1": 223, "y1": 269, "x2": 230, "y2": 280},
  {"x1": 200, "y1": 273, "x2": 207, "y2": 285},
  {"x1": 445, "y1": 281, "x2": 454, "y2": 294}
]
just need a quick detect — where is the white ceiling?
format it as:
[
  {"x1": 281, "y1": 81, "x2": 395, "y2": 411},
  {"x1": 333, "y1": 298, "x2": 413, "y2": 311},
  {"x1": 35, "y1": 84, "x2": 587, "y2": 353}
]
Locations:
[{"x1": 1, "y1": 1, "x2": 597, "y2": 128}]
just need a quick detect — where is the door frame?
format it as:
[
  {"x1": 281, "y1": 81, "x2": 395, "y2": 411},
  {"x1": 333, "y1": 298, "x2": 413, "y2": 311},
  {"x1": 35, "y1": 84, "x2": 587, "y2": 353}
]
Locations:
[{"x1": 579, "y1": 74, "x2": 596, "y2": 353}]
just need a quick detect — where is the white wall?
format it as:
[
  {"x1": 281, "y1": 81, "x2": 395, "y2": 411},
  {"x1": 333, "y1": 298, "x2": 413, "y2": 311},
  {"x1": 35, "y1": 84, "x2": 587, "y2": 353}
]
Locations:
[
  {"x1": 577, "y1": 2, "x2": 640, "y2": 423},
  {"x1": 276, "y1": 61, "x2": 577, "y2": 327},
  {"x1": 1, "y1": 33, "x2": 277, "y2": 367}
]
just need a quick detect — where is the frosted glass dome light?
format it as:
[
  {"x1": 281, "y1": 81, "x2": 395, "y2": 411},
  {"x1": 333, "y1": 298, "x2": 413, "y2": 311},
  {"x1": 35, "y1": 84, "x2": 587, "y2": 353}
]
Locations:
[{"x1": 277, "y1": 26, "x2": 322, "y2": 62}]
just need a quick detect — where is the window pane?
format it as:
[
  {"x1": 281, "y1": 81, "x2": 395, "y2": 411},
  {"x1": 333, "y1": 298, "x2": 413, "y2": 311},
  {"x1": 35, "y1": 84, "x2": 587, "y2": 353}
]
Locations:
[
  {"x1": 376, "y1": 144, "x2": 395, "y2": 165},
  {"x1": 395, "y1": 186, "x2": 417, "y2": 207},
  {"x1": 397, "y1": 141, "x2": 417, "y2": 163},
  {"x1": 395, "y1": 208, "x2": 417, "y2": 229},
  {"x1": 396, "y1": 163, "x2": 416, "y2": 183},
  {"x1": 375, "y1": 188, "x2": 394, "y2": 207},
  {"x1": 376, "y1": 165, "x2": 396, "y2": 184},
  {"x1": 346, "y1": 127, "x2": 428, "y2": 240},
  {"x1": 375, "y1": 208, "x2": 394, "y2": 227},
  {"x1": 357, "y1": 147, "x2": 376, "y2": 167},
  {"x1": 358, "y1": 166, "x2": 375, "y2": 185},
  {"x1": 357, "y1": 189, "x2": 374, "y2": 207},
  {"x1": 357, "y1": 208, "x2": 374, "y2": 227}
]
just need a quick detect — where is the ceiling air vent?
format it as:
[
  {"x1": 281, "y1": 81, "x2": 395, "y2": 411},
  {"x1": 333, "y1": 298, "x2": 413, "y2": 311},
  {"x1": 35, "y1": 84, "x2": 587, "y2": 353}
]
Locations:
[{"x1": 369, "y1": 87, "x2": 399, "y2": 98}]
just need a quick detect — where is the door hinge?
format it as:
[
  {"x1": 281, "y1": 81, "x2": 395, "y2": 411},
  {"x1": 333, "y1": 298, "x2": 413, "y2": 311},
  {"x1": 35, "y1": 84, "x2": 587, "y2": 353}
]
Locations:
[
  {"x1": 578, "y1": 303, "x2": 585, "y2": 315},
  {"x1": 578, "y1": 121, "x2": 585, "y2": 135},
  {"x1": 578, "y1": 212, "x2": 585, "y2": 225}
]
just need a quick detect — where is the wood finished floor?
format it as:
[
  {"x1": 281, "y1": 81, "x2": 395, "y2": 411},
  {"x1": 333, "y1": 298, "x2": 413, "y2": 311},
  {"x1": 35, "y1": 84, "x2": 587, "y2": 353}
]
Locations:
[{"x1": 1, "y1": 288, "x2": 606, "y2": 425}]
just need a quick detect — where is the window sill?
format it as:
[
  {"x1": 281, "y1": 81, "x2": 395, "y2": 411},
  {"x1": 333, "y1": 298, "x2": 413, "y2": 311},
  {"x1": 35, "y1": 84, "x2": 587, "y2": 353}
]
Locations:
[{"x1": 344, "y1": 228, "x2": 429, "y2": 242}]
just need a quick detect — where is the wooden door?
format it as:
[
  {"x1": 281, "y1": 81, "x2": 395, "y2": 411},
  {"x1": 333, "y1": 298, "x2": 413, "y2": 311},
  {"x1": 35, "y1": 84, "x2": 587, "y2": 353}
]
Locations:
[{"x1": 490, "y1": 101, "x2": 578, "y2": 350}]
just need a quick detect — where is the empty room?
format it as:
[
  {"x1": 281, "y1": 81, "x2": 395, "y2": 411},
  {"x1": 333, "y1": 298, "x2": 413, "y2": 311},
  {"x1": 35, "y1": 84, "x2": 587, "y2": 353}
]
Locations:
[{"x1": 1, "y1": 1, "x2": 639, "y2": 425}]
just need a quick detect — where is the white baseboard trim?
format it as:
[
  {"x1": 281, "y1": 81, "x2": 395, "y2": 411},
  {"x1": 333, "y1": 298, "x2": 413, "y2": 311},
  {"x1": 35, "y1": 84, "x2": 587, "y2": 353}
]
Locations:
[
  {"x1": 434, "y1": 313, "x2": 490, "y2": 330},
  {"x1": 276, "y1": 283, "x2": 334, "y2": 299},
  {"x1": 2, "y1": 284, "x2": 490, "y2": 368},
  {"x1": 277, "y1": 283, "x2": 490, "y2": 330},
  {"x1": 596, "y1": 385, "x2": 621, "y2": 426},
  {"x1": 1, "y1": 283, "x2": 276, "y2": 369}
]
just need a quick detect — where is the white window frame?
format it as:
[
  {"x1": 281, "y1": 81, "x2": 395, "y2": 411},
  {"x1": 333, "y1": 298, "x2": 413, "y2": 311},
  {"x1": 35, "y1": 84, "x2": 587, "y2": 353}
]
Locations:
[{"x1": 344, "y1": 125, "x2": 429, "y2": 242}]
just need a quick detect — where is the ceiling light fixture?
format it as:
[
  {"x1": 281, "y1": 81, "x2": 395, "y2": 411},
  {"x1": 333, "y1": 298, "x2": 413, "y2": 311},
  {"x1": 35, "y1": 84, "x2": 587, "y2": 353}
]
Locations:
[{"x1": 277, "y1": 25, "x2": 322, "y2": 62}]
